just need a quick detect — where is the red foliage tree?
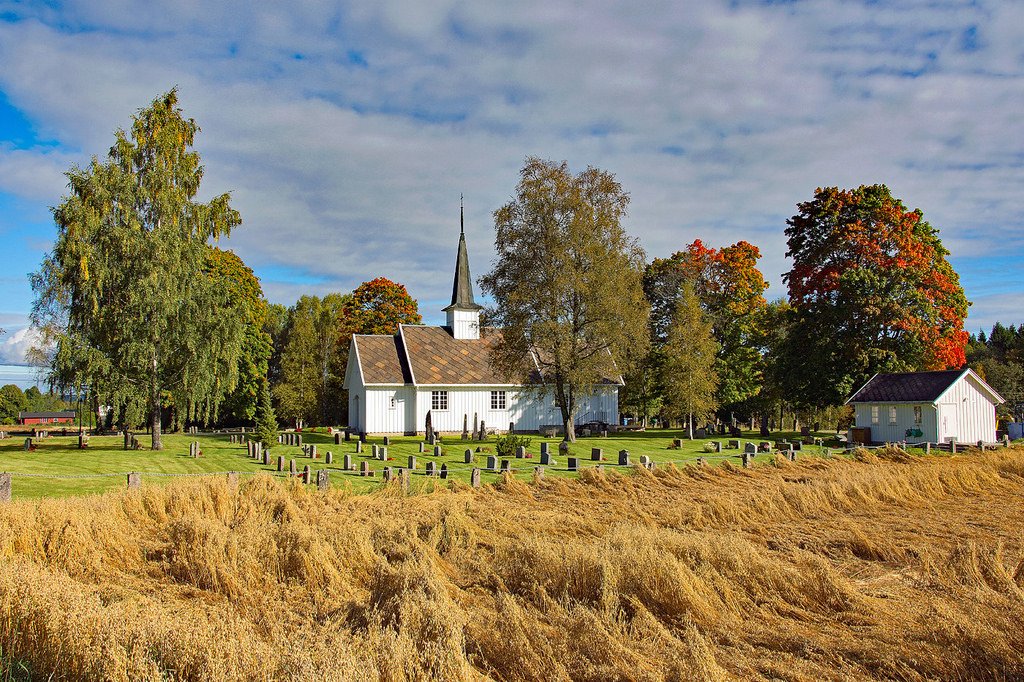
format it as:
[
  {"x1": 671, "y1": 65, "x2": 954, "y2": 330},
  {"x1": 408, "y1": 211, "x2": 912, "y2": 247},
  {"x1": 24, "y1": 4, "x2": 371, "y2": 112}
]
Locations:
[
  {"x1": 782, "y1": 184, "x2": 969, "y2": 406},
  {"x1": 342, "y1": 277, "x2": 422, "y2": 336}
]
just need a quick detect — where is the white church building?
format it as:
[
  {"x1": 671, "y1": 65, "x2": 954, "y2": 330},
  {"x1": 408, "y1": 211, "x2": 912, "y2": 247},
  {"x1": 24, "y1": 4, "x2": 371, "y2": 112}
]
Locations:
[{"x1": 343, "y1": 219, "x2": 622, "y2": 435}]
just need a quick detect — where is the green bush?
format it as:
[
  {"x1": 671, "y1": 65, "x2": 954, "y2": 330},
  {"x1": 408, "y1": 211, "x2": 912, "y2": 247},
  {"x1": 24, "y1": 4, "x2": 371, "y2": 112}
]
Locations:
[{"x1": 495, "y1": 434, "x2": 532, "y2": 459}]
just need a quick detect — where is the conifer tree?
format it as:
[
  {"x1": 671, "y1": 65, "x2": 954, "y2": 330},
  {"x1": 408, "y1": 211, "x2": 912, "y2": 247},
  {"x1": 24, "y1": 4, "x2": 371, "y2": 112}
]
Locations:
[{"x1": 661, "y1": 282, "x2": 719, "y2": 439}]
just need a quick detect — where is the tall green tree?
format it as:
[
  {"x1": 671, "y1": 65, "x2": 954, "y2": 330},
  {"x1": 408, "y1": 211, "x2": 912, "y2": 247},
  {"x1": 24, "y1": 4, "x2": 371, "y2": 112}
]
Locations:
[
  {"x1": 782, "y1": 184, "x2": 969, "y2": 407},
  {"x1": 645, "y1": 240, "x2": 769, "y2": 411},
  {"x1": 31, "y1": 89, "x2": 244, "y2": 449},
  {"x1": 660, "y1": 282, "x2": 719, "y2": 438},
  {"x1": 205, "y1": 247, "x2": 273, "y2": 426},
  {"x1": 274, "y1": 294, "x2": 349, "y2": 426},
  {"x1": 481, "y1": 158, "x2": 649, "y2": 442}
]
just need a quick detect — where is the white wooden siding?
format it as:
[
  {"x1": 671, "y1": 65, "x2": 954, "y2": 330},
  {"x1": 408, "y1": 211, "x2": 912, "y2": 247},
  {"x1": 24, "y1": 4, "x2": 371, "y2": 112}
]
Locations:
[
  {"x1": 853, "y1": 404, "x2": 936, "y2": 443},
  {"x1": 936, "y1": 374, "x2": 998, "y2": 443}
]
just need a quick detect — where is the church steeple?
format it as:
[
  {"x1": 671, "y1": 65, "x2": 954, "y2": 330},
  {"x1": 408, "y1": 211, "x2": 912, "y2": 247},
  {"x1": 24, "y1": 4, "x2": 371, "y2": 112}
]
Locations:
[{"x1": 443, "y1": 197, "x2": 482, "y2": 339}]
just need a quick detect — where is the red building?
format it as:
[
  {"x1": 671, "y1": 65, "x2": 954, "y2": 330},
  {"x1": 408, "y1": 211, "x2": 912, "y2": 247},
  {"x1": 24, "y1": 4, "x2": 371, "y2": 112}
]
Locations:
[{"x1": 18, "y1": 411, "x2": 76, "y2": 425}]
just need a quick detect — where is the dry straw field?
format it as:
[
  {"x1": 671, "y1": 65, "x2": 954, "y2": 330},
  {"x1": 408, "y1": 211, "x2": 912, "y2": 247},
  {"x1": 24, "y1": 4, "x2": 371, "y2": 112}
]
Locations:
[{"x1": 0, "y1": 447, "x2": 1022, "y2": 681}]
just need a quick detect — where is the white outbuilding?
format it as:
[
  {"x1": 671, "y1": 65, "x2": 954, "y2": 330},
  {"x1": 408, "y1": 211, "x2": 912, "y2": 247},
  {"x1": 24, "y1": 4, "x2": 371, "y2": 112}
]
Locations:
[
  {"x1": 343, "y1": 218, "x2": 622, "y2": 435},
  {"x1": 845, "y1": 368, "x2": 1004, "y2": 444}
]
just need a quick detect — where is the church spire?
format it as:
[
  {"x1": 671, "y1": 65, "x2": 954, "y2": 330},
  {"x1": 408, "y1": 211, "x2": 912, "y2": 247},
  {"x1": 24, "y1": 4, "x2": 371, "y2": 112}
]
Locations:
[{"x1": 444, "y1": 197, "x2": 482, "y2": 339}]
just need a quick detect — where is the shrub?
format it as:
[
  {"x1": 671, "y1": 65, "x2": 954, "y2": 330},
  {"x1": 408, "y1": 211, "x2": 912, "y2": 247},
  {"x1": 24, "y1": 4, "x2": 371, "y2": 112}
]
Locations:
[{"x1": 494, "y1": 434, "x2": 532, "y2": 459}]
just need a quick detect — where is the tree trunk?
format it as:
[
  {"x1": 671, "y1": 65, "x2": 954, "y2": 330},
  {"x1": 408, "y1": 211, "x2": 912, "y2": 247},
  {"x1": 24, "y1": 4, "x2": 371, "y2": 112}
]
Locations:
[
  {"x1": 151, "y1": 353, "x2": 163, "y2": 450},
  {"x1": 759, "y1": 411, "x2": 770, "y2": 438},
  {"x1": 556, "y1": 381, "x2": 576, "y2": 443},
  {"x1": 686, "y1": 412, "x2": 693, "y2": 440}
]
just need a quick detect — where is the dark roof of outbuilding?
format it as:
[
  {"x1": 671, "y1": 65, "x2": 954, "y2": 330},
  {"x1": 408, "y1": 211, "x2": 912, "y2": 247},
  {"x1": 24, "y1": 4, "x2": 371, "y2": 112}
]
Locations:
[{"x1": 846, "y1": 369, "x2": 1002, "y2": 404}]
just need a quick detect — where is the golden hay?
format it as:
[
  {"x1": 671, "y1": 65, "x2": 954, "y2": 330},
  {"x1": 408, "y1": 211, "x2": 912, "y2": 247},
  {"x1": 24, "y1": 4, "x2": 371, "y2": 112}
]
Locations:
[{"x1": 0, "y1": 449, "x2": 1022, "y2": 680}]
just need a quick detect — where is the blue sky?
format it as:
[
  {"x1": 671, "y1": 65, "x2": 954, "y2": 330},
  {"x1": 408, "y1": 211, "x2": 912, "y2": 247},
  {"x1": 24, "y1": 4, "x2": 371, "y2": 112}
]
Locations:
[{"x1": 0, "y1": 0, "x2": 1022, "y2": 364}]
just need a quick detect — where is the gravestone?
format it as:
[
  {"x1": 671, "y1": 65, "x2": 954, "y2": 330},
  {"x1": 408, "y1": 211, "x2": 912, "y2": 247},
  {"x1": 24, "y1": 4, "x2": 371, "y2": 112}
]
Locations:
[
  {"x1": 277, "y1": 456, "x2": 285, "y2": 472},
  {"x1": 356, "y1": 441, "x2": 363, "y2": 453},
  {"x1": 317, "y1": 470, "x2": 329, "y2": 491},
  {"x1": 509, "y1": 421, "x2": 515, "y2": 434},
  {"x1": 372, "y1": 444, "x2": 379, "y2": 459},
  {"x1": 379, "y1": 447, "x2": 388, "y2": 461},
  {"x1": 478, "y1": 421, "x2": 486, "y2": 441},
  {"x1": 710, "y1": 441, "x2": 722, "y2": 453},
  {"x1": 434, "y1": 445, "x2": 443, "y2": 457},
  {"x1": 744, "y1": 442, "x2": 757, "y2": 455},
  {"x1": 127, "y1": 472, "x2": 141, "y2": 489},
  {"x1": 418, "y1": 442, "x2": 425, "y2": 453},
  {"x1": 263, "y1": 450, "x2": 271, "y2": 466},
  {"x1": 741, "y1": 453, "x2": 752, "y2": 468},
  {"x1": 639, "y1": 455, "x2": 651, "y2": 466},
  {"x1": 567, "y1": 457, "x2": 578, "y2": 471},
  {"x1": 360, "y1": 461, "x2": 371, "y2": 477},
  {"x1": 78, "y1": 435, "x2": 89, "y2": 449},
  {"x1": 695, "y1": 428, "x2": 707, "y2": 439},
  {"x1": 516, "y1": 446, "x2": 526, "y2": 459},
  {"x1": 594, "y1": 464, "x2": 604, "y2": 473},
  {"x1": 343, "y1": 453, "x2": 352, "y2": 470},
  {"x1": 325, "y1": 452, "x2": 333, "y2": 465},
  {"x1": 618, "y1": 450, "x2": 630, "y2": 466},
  {"x1": 581, "y1": 428, "x2": 591, "y2": 437},
  {"x1": 359, "y1": 432, "x2": 366, "y2": 442},
  {"x1": 471, "y1": 468, "x2": 481, "y2": 488},
  {"x1": 591, "y1": 447, "x2": 603, "y2": 461},
  {"x1": 383, "y1": 436, "x2": 390, "y2": 446},
  {"x1": 383, "y1": 467, "x2": 392, "y2": 482},
  {"x1": 487, "y1": 455, "x2": 498, "y2": 472},
  {"x1": 534, "y1": 466, "x2": 545, "y2": 480},
  {"x1": 787, "y1": 451, "x2": 796, "y2": 462},
  {"x1": 671, "y1": 438, "x2": 683, "y2": 449},
  {"x1": 345, "y1": 430, "x2": 351, "y2": 441},
  {"x1": 924, "y1": 442, "x2": 931, "y2": 455},
  {"x1": 728, "y1": 439, "x2": 740, "y2": 449},
  {"x1": 0, "y1": 472, "x2": 11, "y2": 502},
  {"x1": 950, "y1": 438, "x2": 957, "y2": 454},
  {"x1": 426, "y1": 461, "x2": 436, "y2": 476},
  {"x1": 977, "y1": 440, "x2": 985, "y2": 451},
  {"x1": 23, "y1": 438, "x2": 31, "y2": 451},
  {"x1": 759, "y1": 441, "x2": 772, "y2": 452},
  {"x1": 500, "y1": 459, "x2": 511, "y2": 472},
  {"x1": 558, "y1": 441, "x2": 569, "y2": 455},
  {"x1": 697, "y1": 456, "x2": 706, "y2": 466},
  {"x1": 440, "y1": 463, "x2": 448, "y2": 479},
  {"x1": 408, "y1": 455, "x2": 417, "y2": 470},
  {"x1": 464, "y1": 449, "x2": 473, "y2": 464},
  {"x1": 335, "y1": 433, "x2": 342, "y2": 445},
  {"x1": 399, "y1": 468, "x2": 409, "y2": 492},
  {"x1": 792, "y1": 441, "x2": 803, "y2": 452},
  {"x1": 601, "y1": 430, "x2": 608, "y2": 438},
  {"x1": 540, "y1": 451, "x2": 554, "y2": 466},
  {"x1": 540, "y1": 442, "x2": 550, "y2": 456},
  {"x1": 289, "y1": 459, "x2": 297, "y2": 475},
  {"x1": 309, "y1": 445, "x2": 317, "y2": 459},
  {"x1": 800, "y1": 426, "x2": 811, "y2": 437},
  {"x1": 462, "y1": 414, "x2": 469, "y2": 440}
]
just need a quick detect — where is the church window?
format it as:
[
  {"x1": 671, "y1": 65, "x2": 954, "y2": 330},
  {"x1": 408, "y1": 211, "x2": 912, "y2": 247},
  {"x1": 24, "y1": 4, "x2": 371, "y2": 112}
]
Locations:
[
  {"x1": 431, "y1": 391, "x2": 448, "y2": 411},
  {"x1": 490, "y1": 391, "x2": 507, "y2": 410}
]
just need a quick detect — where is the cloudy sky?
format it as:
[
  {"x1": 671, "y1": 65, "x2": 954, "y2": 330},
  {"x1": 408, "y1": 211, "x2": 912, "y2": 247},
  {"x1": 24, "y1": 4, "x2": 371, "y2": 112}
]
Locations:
[{"x1": 0, "y1": 0, "x2": 1021, "y2": 365}]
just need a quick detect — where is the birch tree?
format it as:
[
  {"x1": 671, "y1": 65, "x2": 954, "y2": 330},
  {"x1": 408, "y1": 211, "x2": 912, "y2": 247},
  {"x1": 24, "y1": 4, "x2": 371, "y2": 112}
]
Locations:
[
  {"x1": 481, "y1": 158, "x2": 648, "y2": 442},
  {"x1": 31, "y1": 89, "x2": 244, "y2": 449}
]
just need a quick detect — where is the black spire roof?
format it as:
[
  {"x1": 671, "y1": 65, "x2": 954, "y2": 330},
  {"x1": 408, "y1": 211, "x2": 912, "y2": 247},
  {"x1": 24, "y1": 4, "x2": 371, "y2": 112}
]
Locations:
[{"x1": 443, "y1": 201, "x2": 483, "y2": 312}]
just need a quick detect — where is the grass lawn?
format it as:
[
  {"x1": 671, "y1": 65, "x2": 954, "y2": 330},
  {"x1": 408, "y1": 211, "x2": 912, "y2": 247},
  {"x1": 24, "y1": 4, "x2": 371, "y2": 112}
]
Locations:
[{"x1": 0, "y1": 427, "x2": 879, "y2": 500}]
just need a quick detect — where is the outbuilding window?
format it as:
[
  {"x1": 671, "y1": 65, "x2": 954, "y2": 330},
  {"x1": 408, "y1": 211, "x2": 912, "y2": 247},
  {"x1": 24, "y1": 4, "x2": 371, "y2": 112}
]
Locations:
[
  {"x1": 871, "y1": 406, "x2": 879, "y2": 425},
  {"x1": 889, "y1": 406, "x2": 897, "y2": 425},
  {"x1": 431, "y1": 390, "x2": 448, "y2": 411},
  {"x1": 914, "y1": 405, "x2": 922, "y2": 425}
]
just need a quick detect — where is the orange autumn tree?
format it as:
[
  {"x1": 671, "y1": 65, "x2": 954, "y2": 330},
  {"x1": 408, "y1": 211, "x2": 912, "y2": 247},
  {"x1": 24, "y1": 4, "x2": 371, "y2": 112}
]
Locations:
[
  {"x1": 782, "y1": 184, "x2": 969, "y2": 407},
  {"x1": 342, "y1": 277, "x2": 422, "y2": 335}
]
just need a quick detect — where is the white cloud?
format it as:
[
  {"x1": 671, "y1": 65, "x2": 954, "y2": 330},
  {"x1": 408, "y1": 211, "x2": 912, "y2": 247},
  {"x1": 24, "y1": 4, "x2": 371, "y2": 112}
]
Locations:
[
  {"x1": 0, "y1": 325, "x2": 43, "y2": 365},
  {"x1": 0, "y1": 0, "x2": 1019, "y2": 323}
]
